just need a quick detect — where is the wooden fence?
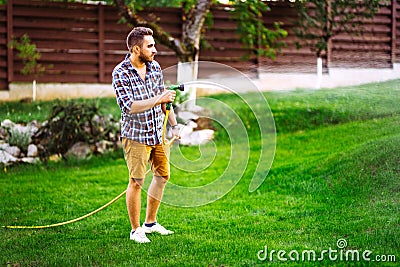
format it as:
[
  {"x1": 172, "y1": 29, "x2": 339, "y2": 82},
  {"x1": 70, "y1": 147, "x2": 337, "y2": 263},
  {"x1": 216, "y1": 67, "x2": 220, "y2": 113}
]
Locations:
[{"x1": 0, "y1": 0, "x2": 399, "y2": 91}]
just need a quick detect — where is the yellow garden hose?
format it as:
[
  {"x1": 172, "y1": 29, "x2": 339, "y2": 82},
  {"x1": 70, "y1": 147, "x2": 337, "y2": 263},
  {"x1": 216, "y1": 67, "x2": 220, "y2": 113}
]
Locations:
[
  {"x1": 2, "y1": 189, "x2": 130, "y2": 229},
  {"x1": 2, "y1": 110, "x2": 176, "y2": 229},
  {"x1": 162, "y1": 109, "x2": 170, "y2": 144}
]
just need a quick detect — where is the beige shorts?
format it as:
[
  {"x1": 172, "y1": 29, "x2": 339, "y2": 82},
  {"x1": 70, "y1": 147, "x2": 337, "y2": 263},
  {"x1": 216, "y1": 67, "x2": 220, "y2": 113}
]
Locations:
[{"x1": 122, "y1": 138, "x2": 170, "y2": 178}]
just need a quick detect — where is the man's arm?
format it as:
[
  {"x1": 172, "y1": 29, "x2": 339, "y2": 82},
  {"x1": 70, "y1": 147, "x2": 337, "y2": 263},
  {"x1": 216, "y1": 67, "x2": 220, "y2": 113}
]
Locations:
[
  {"x1": 167, "y1": 108, "x2": 178, "y2": 127},
  {"x1": 129, "y1": 90, "x2": 176, "y2": 114},
  {"x1": 164, "y1": 106, "x2": 180, "y2": 139}
]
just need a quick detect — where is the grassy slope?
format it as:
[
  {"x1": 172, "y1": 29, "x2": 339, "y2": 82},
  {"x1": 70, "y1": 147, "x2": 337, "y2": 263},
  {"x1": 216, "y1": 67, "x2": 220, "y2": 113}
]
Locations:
[{"x1": 0, "y1": 80, "x2": 399, "y2": 266}]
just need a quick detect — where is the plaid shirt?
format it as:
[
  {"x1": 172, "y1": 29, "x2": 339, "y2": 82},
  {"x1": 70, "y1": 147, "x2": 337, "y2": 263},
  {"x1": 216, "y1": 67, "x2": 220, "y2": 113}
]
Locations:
[{"x1": 112, "y1": 54, "x2": 165, "y2": 145}]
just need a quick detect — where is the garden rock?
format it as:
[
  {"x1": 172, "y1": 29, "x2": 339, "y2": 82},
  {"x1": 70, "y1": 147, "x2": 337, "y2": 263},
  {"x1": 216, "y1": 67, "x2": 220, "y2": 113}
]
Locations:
[
  {"x1": 20, "y1": 157, "x2": 40, "y2": 164},
  {"x1": 4, "y1": 145, "x2": 21, "y2": 158},
  {"x1": 1, "y1": 119, "x2": 15, "y2": 128},
  {"x1": 65, "y1": 142, "x2": 91, "y2": 159},
  {"x1": 177, "y1": 111, "x2": 199, "y2": 123},
  {"x1": 0, "y1": 143, "x2": 8, "y2": 150},
  {"x1": 180, "y1": 129, "x2": 214, "y2": 146},
  {"x1": 0, "y1": 150, "x2": 18, "y2": 165},
  {"x1": 1, "y1": 119, "x2": 37, "y2": 137},
  {"x1": 95, "y1": 140, "x2": 114, "y2": 154},
  {"x1": 178, "y1": 120, "x2": 214, "y2": 146},
  {"x1": 27, "y1": 144, "x2": 38, "y2": 157},
  {"x1": 14, "y1": 124, "x2": 37, "y2": 136},
  {"x1": 0, "y1": 127, "x2": 7, "y2": 140}
]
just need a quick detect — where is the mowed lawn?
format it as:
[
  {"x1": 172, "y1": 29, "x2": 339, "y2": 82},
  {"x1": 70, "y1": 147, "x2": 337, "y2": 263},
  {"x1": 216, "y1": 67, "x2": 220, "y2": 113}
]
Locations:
[{"x1": 1, "y1": 80, "x2": 399, "y2": 266}]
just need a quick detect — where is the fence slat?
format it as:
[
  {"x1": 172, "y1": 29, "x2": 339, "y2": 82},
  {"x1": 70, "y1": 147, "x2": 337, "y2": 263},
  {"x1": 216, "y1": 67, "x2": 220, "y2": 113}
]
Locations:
[
  {"x1": 6, "y1": 0, "x2": 13, "y2": 84},
  {"x1": 98, "y1": 3, "x2": 105, "y2": 83}
]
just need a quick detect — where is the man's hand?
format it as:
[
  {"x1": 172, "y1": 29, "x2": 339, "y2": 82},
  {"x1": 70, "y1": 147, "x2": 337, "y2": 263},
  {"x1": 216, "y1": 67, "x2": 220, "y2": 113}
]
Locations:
[
  {"x1": 160, "y1": 90, "x2": 176, "y2": 104},
  {"x1": 171, "y1": 126, "x2": 181, "y2": 140}
]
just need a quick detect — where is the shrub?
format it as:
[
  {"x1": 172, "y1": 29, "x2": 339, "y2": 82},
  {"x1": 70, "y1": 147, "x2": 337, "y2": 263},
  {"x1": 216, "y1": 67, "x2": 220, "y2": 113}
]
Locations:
[
  {"x1": 6, "y1": 127, "x2": 32, "y2": 152},
  {"x1": 34, "y1": 100, "x2": 120, "y2": 159}
]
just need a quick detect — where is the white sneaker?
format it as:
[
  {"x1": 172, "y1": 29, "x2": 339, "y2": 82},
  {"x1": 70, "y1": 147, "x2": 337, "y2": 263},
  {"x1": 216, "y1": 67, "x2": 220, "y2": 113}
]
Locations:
[
  {"x1": 130, "y1": 227, "x2": 151, "y2": 243},
  {"x1": 142, "y1": 222, "x2": 174, "y2": 235}
]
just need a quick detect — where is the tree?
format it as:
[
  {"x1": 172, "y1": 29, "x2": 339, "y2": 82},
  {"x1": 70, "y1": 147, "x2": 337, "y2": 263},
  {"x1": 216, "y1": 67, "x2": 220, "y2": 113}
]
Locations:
[
  {"x1": 9, "y1": 34, "x2": 51, "y2": 101},
  {"x1": 113, "y1": 0, "x2": 287, "y2": 63},
  {"x1": 113, "y1": 0, "x2": 287, "y2": 108}
]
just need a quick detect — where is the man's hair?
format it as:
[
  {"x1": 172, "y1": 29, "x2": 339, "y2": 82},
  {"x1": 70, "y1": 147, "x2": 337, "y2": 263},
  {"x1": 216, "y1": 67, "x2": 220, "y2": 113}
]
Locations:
[{"x1": 126, "y1": 27, "x2": 153, "y2": 52}]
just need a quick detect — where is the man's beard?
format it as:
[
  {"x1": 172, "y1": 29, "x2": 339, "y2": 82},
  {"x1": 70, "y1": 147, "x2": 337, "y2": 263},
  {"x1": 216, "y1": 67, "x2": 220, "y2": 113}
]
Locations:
[{"x1": 139, "y1": 51, "x2": 154, "y2": 63}]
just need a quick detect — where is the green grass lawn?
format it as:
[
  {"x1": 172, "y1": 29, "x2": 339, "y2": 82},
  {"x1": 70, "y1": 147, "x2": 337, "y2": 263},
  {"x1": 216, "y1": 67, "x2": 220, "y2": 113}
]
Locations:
[{"x1": 1, "y1": 80, "x2": 399, "y2": 266}]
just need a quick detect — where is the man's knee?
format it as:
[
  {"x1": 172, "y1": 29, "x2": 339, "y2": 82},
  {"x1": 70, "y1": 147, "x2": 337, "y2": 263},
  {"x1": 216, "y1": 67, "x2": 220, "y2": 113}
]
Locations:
[
  {"x1": 154, "y1": 175, "x2": 169, "y2": 185},
  {"x1": 129, "y1": 178, "x2": 144, "y2": 189}
]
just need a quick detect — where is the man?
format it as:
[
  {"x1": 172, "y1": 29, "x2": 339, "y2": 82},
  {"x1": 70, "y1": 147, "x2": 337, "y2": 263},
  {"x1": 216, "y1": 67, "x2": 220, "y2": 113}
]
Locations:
[{"x1": 112, "y1": 27, "x2": 180, "y2": 243}]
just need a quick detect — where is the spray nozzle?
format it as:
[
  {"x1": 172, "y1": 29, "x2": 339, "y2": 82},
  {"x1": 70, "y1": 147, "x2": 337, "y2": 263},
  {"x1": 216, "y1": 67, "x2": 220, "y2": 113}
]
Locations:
[{"x1": 168, "y1": 84, "x2": 184, "y2": 91}]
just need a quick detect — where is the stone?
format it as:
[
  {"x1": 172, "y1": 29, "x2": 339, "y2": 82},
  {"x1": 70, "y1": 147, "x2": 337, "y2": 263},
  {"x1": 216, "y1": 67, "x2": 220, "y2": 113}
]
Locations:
[
  {"x1": 20, "y1": 157, "x2": 40, "y2": 164},
  {"x1": 0, "y1": 150, "x2": 18, "y2": 165},
  {"x1": 179, "y1": 124, "x2": 194, "y2": 140},
  {"x1": 27, "y1": 120, "x2": 41, "y2": 129},
  {"x1": 0, "y1": 127, "x2": 7, "y2": 140},
  {"x1": 178, "y1": 111, "x2": 199, "y2": 123},
  {"x1": 0, "y1": 143, "x2": 10, "y2": 151},
  {"x1": 186, "y1": 121, "x2": 198, "y2": 129},
  {"x1": 95, "y1": 140, "x2": 113, "y2": 154},
  {"x1": 27, "y1": 144, "x2": 38, "y2": 157},
  {"x1": 49, "y1": 154, "x2": 62, "y2": 162},
  {"x1": 180, "y1": 129, "x2": 214, "y2": 146},
  {"x1": 1, "y1": 119, "x2": 15, "y2": 128},
  {"x1": 65, "y1": 142, "x2": 91, "y2": 159},
  {"x1": 15, "y1": 124, "x2": 37, "y2": 136},
  {"x1": 4, "y1": 145, "x2": 21, "y2": 157}
]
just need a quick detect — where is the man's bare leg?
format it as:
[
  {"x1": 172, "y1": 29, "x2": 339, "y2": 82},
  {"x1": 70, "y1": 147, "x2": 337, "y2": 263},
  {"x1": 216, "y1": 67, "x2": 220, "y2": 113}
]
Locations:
[
  {"x1": 145, "y1": 175, "x2": 168, "y2": 223},
  {"x1": 126, "y1": 178, "x2": 144, "y2": 230}
]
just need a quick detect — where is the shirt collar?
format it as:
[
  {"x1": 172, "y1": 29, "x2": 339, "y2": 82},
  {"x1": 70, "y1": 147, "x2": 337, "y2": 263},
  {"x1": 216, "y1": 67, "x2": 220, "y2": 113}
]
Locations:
[{"x1": 124, "y1": 54, "x2": 151, "y2": 72}]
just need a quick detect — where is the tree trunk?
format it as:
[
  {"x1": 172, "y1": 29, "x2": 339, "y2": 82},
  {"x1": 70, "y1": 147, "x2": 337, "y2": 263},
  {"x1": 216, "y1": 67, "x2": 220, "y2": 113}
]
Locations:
[
  {"x1": 113, "y1": 0, "x2": 186, "y2": 60},
  {"x1": 181, "y1": 0, "x2": 213, "y2": 62},
  {"x1": 179, "y1": 0, "x2": 212, "y2": 109},
  {"x1": 177, "y1": 61, "x2": 198, "y2": 110}
]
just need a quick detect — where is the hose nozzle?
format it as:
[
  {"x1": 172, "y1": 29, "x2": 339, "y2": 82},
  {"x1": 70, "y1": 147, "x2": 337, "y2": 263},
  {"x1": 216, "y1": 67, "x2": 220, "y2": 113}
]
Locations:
[
  {"x1": 168, "y1": 84, "x2": 184, "y2": 91},
  {"x1": 166, "y1": 84, "x2": 184, "y2": 110}
]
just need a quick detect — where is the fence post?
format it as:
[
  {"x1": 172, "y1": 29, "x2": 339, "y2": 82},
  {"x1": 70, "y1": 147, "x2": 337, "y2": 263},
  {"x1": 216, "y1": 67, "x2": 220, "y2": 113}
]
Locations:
[
  {"x1": 326, "y1": 0, "x2": 332, "y2": 73},
  {"x1": 391, "y1": 0, "x2": 396, "y2": 66},
  {"x1": 7, "y1": 0, "x2": 13, "y2": 84},
  {"x1": 98, "y1": 3, "x2": 105, "y2": 83}
]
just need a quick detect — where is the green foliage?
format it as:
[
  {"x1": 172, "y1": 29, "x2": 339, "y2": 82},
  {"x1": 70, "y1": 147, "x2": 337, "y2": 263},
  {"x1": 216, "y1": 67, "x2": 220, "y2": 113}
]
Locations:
[
  {"x1": 6, "y1": 128, "x2": 32, "y2": 152},
  {"x1": 293, "y1": 0, "x2": 384, "y2": 57},
  {"x1": 231, "y1": 0, "x2": 287, "y2": 59},
  {"x1": 33, "y1": 100, "x2": 119, "y2": 159},
  {"x1": 133, "y1": 0, "x2": 183, "y2": 10},
  {"x1": 9, "y1": 34, "x2": 47, "y2": 77}
]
